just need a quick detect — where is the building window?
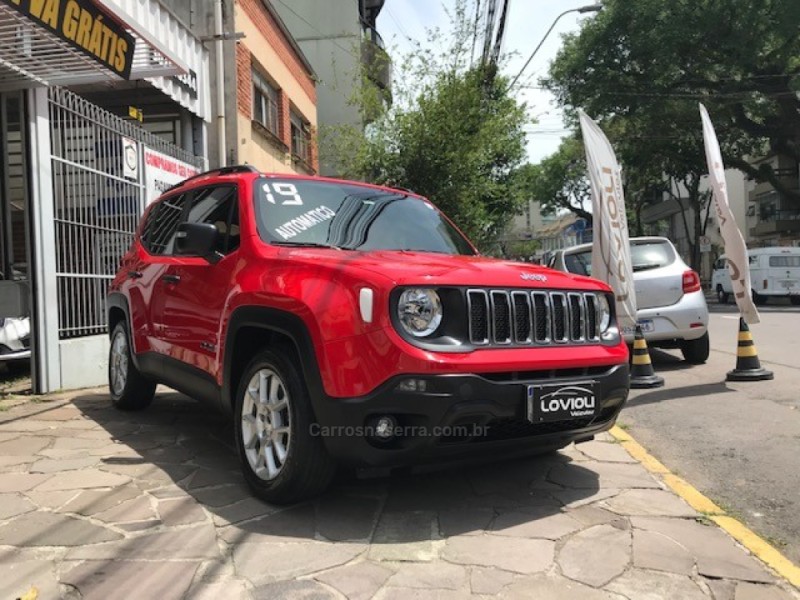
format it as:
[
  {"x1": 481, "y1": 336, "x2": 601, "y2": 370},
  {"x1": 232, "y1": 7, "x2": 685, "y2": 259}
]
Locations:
[
  {"x1": 759, "y1": 201, "x2": 777, "y2": 222},
  {"x1": 252, "y1": 69, "x2": 279, "y2": 137},
  {"x1": 290, "y1": 110, "x2": 311, "y2": 165}
]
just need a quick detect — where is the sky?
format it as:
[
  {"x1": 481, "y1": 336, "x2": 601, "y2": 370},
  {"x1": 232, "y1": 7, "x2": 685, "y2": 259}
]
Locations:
[{"x1": 376, "y1": 0, "x2": 601, "y2": 164}]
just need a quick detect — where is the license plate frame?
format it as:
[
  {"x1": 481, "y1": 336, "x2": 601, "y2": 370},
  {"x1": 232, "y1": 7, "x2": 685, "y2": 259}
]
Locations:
[
  {"x1": 622, "y1": 319, "x2": 654, "y2": 336},
  {"x1": 527, "y1": 380, "x2": 600, "y2": 423}
]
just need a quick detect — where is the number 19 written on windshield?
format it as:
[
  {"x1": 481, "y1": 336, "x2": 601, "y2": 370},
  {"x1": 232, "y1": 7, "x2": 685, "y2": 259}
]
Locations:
[{"x1": 263, "y1": 182, "x2": 303, "y2": 206}]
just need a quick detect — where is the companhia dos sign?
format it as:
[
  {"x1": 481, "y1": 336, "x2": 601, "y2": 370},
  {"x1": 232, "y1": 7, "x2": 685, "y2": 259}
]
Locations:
[{"x1": 144, "y1": 147, "x2": 199, "y2": 203}]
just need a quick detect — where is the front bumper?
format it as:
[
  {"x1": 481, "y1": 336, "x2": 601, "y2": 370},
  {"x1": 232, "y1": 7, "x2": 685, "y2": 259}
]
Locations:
[
  {"x1": 312, "y1": 363, "x2": 630, "y2": 467},
  {"x1": 0, "y1": 347, "x2": 30, "y2": 362}
]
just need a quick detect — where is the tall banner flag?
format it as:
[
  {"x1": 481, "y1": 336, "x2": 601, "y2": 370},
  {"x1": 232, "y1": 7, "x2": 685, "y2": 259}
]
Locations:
[
  {"x1": 699, "y1": 103, "x2": 760, "y2": 324},
  {"x1": 578, "y1": 110, "x2": 638, "y2": 332}
]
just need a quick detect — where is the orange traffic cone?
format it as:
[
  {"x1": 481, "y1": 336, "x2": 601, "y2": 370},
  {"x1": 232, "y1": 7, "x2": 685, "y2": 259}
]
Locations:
[
  {"x1": 726, "y1": 318, "x2": 773, "y2": 381},
  {"x1": 630, "y1": 325, "x2": 665, "y2": 389}
]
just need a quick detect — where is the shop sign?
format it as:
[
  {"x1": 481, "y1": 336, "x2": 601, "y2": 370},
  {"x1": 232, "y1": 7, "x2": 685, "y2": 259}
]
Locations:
[
  {"x1": 144, "y1": 146, "x2": 199, "y2": 203},
  {"x1": 2, "y1": 0, "x2": 136, "y2": 79},
  {"x1": 122, "y1": 137, "x2": 138, "y2": 180}
]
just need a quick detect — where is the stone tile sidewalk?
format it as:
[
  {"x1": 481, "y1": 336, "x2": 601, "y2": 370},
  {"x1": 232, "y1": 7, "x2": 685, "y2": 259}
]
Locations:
[{"x1": 0, "y1": 390, "x2": 798, "y2": 600}]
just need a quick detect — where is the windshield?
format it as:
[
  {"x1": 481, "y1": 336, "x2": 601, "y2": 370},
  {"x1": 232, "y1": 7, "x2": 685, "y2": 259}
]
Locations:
[
  {"x1": 253, "y1": 178, "x2": 476, "y2": 255},
  {"x1": 630, "y1": 241, "x2": 675, "y2": 271},
  {"x1": 564, "y1": 240, "x2": 677, "y2": 275},
  {"x1": 565, "y1": 251, "x2": 592, "y2": 276}
]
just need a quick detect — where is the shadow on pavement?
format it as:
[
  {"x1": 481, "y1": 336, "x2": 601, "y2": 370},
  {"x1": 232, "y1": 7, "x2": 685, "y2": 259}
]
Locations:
[
  {"x1": 640, "y1": 347, "x2": 707, "y2": 373},
  {"x1": 70, "y1": 390, "x2": 602, "y2": 545},
  {"x1": 626, "y1": 381, "x2": 733, "y2": 407}
]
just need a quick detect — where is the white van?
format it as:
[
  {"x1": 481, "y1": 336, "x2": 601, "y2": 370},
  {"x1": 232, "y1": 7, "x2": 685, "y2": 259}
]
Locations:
[{"x1": 712, "y1": 246, "x2": 800, "y2": 305}]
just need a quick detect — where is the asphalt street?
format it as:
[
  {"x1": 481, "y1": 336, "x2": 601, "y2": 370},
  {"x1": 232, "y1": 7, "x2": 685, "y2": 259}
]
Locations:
[{"x1": 620, "y1": 297, "x2": 800, "y2": 563}]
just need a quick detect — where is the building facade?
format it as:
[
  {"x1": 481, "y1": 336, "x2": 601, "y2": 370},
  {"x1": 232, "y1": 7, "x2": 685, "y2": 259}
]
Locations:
[
  {"x1": 747, "y1": 154, "x2": 800, "y2": 247},
  {"x1": 0, "y1": 0, "x2": 210, "y2": 393},
  {"x1": 273, "y1": 0, "x2": 391, "y2": 176},
  {"x1": 505, "y1": 198, "x2": 591, "y2": 262},
  {"x1": 233, "y1": 0, "x2": 318, "y2": 173},
  {"x1": 640, "y1": 170, "x2": 749, "y2": 282},
  {"x1": 166, "y1": 0, "x2": 320, "y2": 174}
]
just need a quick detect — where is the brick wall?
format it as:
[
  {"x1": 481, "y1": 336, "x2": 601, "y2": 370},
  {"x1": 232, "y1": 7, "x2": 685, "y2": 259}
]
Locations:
[
  {"x1": 236, "y1": 43, "x2": 252, "y2": 119},
  {"x1": 236, "y1": 0, "x2": 316, "y2": 103},
  {"x1": 234, "y1": 0, "x2": 318, "y2": 174}
]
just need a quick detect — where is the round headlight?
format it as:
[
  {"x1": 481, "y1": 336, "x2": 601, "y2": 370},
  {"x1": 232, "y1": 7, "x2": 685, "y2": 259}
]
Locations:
[
  {"x1": 596, "y1": 294, "x2": 612, "y2": 333},
  {"x1": 397, "y1": 289, "x2": 443, "y2": 337}
]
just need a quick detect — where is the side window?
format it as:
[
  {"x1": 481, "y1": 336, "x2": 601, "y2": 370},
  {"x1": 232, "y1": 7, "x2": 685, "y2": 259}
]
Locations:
[
  {"x1": 186, "y1": 185, "x2": 240, "y2": 255},
  {"x1": 141, "y1": 194, "x2": 187, "y2": 256}
]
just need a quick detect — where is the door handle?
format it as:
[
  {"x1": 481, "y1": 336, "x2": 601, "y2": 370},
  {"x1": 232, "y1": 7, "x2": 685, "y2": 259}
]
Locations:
[
  {"x1": 161, "y1": 274, "x2": 181, "y2": 284},
  {"x1": 128, "y1": 271, "x2": 142, "y2": 279}
]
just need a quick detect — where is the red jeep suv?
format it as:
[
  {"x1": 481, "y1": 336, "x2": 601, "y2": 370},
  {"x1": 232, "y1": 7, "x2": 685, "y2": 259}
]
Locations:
[{"x1": 107, "y1": 166, "x2": 630, "y2": 503}]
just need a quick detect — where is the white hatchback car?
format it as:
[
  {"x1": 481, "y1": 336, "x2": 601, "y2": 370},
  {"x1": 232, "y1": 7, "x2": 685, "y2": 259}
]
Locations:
[{"x1": 547, "y1": 236, "x2": 710, "y2": 363}]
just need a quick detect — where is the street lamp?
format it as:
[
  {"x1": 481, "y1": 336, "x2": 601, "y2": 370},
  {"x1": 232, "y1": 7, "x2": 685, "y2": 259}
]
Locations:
[{"x1": 507, "y1": 3, "x2": 603, "y2": 92}]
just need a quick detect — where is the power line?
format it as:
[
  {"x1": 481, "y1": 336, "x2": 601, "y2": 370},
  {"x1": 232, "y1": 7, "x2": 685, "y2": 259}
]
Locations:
[
  {"x1": 489, "y1": 0, "x2": 510, "y2": 66},
  {"x1": 385, "y1": 6, "x2": 416, "y2": 44},
  {"x1": 470, "y1": 0, "x2": 481, "y2": 67},
  {"x1": 480, "y1": 0, "x2": 498, "y2": 66}
]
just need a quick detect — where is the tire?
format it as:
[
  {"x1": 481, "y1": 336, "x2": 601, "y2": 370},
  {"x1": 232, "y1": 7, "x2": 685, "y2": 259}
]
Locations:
[
  {"x1": 680, "y1": 332, "x2": 710, "y2": 364},
  {"x1": 752, "y1": 290, "x2": 768, "y2": 306},
  {"x1": 790, "y1": 296, "x2": 800, "y2": 306},
  {"x1": 234, "y1": 348, "x2": 336, "y2": 504},
  {"x1": 716, "y1": 285, "x2": 729, "y2": 304},
  {"x1": 108, "y1": 322, "x2": 156, "y2": 411}
]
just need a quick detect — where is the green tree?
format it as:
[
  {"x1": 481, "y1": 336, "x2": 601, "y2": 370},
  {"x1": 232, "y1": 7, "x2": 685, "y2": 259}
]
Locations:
[
  {"x1": 520, "y1": 132, "x2": 666, "y2": 239},
  {"x1": 321, "y1": 3, "x2": 529, "y2": 250},
  {"x1": 519, "y1": 136, "x2": 591, "y2": 223},
  {"x1": 542, "y1": 0, "x2": 799, "y2": 268}
]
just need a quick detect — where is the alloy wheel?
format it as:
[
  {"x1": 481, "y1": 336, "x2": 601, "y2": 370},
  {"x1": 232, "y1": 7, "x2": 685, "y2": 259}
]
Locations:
[
  {"x1": 240, "y1": 368, "x2": 292, "y2": 480},
  {"x1": 110, "y1": 329, "x2": 129, "y2": 396}
]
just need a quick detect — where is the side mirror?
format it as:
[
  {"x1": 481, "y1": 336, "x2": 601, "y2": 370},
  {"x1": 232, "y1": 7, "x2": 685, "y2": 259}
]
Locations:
[{"x1": 175, "y1": 222, "x2": 220, "y2": 262}]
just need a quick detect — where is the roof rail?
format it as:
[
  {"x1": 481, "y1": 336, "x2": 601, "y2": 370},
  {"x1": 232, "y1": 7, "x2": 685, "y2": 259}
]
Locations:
[{"x1": 164, "y1": 164, "x2": 260, "y2": 193}]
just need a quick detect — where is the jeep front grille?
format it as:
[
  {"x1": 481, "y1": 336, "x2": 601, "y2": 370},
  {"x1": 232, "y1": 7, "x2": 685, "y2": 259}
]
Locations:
[{"x1": 467, "y1": 289, "x2": 603, "y2": 347}]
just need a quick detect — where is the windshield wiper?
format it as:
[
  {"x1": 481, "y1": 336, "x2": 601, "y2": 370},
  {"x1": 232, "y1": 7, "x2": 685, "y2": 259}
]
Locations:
[
  {"x1": 271, "y1": 241, "x2": 342, "y2": 250},
  {"x1": 632, "y1": 263, "x2": 661, "y2": 272}
]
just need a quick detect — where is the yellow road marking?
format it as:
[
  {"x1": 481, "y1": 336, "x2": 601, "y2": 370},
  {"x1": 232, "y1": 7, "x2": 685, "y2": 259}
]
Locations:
[
  {"x1": 609, "y1": 425, "x2": 800, "y2": 589},
  {"x1": 661, "y1": 473, "x2": 723, "y2": 514},
  {"x1": 711, "y1": 516, "x2": 800, "y2": 588}
]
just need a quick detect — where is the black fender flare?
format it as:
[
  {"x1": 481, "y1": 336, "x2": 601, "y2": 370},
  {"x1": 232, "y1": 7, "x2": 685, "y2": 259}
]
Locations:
[
  {"x1": 106, "y1": 293, "x2": 144, "y2": 372},
  {"x1": 106, "y1": 292, "x2": 130, "y2": 332},
  {"x1": 222, "y1": 306, "x2": 326, "y2": 416}
]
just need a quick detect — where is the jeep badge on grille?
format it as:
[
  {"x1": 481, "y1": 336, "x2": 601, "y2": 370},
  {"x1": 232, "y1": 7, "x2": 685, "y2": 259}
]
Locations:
[{"x1": 521, "y1": 273, "x2": 547, "y2": 282}]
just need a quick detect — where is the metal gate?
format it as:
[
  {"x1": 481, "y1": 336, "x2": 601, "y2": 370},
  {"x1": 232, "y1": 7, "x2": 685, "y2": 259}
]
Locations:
[{"x1": 48, "y1": 87, "x2": 204, "y2": 339}]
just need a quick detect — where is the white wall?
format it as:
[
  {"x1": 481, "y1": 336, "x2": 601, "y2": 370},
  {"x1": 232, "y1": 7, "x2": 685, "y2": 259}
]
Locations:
[{"x1": 59, "y1": 335, "x2": 108, "y2": 390}]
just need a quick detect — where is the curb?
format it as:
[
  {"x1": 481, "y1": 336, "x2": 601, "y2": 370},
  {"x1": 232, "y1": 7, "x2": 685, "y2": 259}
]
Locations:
[{"x1": 610, "y1": 425, "x2": 800, "y2": 589}]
